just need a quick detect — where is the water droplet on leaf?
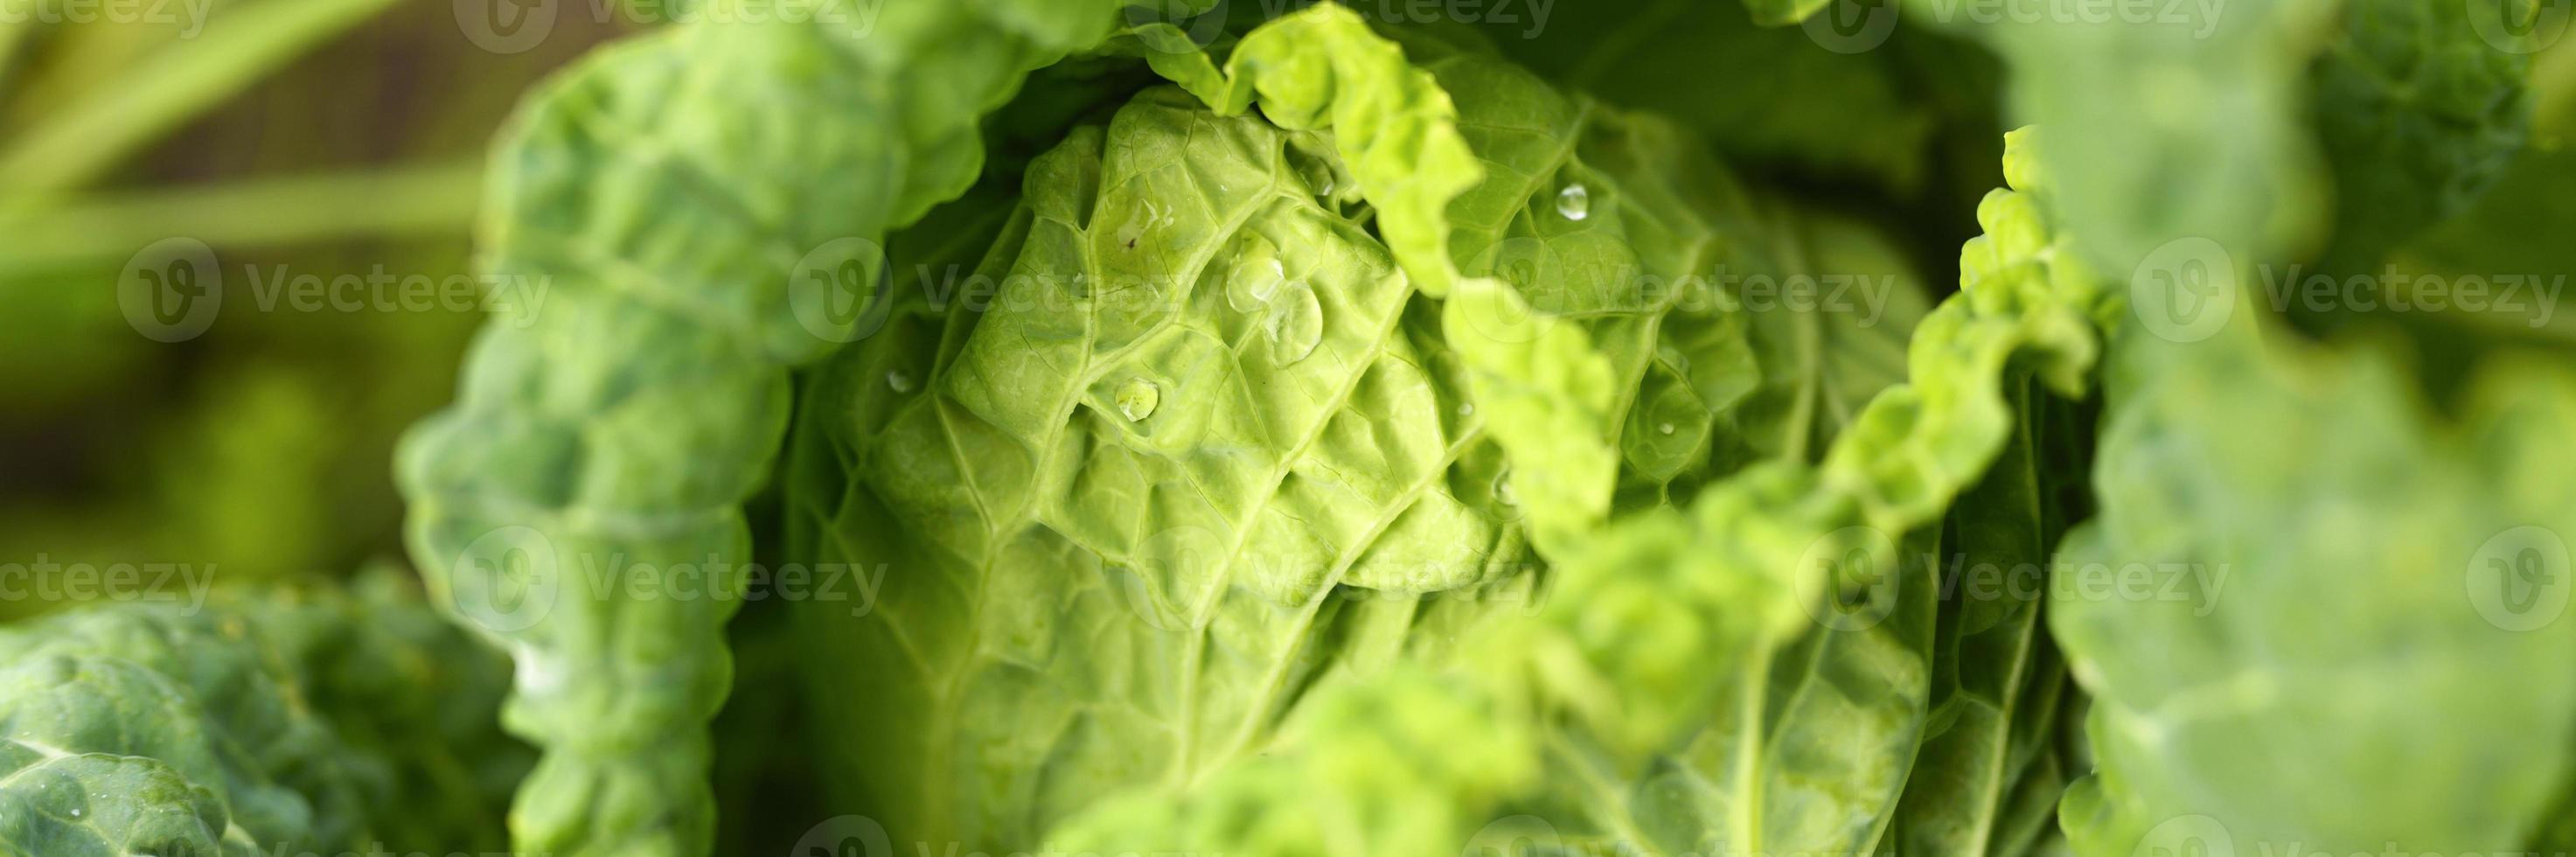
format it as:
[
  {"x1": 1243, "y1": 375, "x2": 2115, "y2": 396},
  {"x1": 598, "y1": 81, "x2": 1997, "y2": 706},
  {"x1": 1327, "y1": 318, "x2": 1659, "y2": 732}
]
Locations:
[
  {"x1": 886, "y1": 371, "x2": 915, "y2": 394},
  {"x1": 1228, "y1": 256, "x2": 1286, "y2": 313},
  {"x1": 1267, "y1": 281, "x2": 1323, "y2": 365},
  {"x1": 1457, "y1": 402, "x2": 1475, "y2": 417},
  {"x1": 1659, "y1": 422, "x2": 1675, "y2": 435},
  {"x1": 1556, "y1": 183, "x2": 1590, "y2": 221},
  {"x1": 1116, "y1": 378, "x2": 1160, "y2": 422}
]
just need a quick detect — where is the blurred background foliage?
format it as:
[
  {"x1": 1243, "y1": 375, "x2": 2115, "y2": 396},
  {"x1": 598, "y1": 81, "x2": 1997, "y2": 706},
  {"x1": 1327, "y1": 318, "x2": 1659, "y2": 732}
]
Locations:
[{"x1": 0, "y1": 0, "x2": 620, "y2": 616}]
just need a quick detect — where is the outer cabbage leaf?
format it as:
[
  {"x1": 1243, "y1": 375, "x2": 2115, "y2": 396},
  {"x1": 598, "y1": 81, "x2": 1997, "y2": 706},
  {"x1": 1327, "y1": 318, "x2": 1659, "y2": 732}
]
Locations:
[
  {"x1": 0, "y1": 573, "x2": 519, "y2": 857},
  {"x1": 2309, "y1": 0, "x2": 2531, "y2": 272},
  {"x1": 2052, "y1": 309, "x2": 2576, "y2": 856},
  {"x1": 1983, "y1": 0, "x2": 2531, "y2": 278},
  {"x1": 395, "y1": 3, "x2": 1128, "y2": 854}
]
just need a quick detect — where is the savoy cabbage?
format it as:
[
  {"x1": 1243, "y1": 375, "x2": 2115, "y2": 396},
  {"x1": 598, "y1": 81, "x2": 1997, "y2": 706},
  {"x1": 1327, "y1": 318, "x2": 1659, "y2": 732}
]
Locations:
[{"x1": 15, "y1": 1, "x2": 2576, "y2": 855}]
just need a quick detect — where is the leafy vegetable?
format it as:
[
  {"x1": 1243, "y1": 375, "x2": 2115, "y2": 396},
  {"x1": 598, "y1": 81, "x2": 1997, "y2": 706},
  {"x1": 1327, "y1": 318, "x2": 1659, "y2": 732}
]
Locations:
[
  {"x1": 25, "y1": 0, "x2": 2566, "y2": 854},
  {"x1": 0, "y1": 571, "x2": 521, "y2": 856}
]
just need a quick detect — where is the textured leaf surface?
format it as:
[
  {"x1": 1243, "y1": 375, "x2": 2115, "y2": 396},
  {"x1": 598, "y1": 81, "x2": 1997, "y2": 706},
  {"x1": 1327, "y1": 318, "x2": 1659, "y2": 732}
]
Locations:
[
  {"x1": 395, "y1": 4, "x2": 1127, "y2": 854},
  {"x1": 0, "y1": 574, "x2": 519, "y2": 857},
  {"x1": 1044, "y1": 119, "x2": 2106, "y2": 856},
  {"x1": 786, "y1": 6, "x2": 1946, "y2": 853},
  {"x1": 2053, "y1": 313, "x2": 2576, "y2": 856},
  {"x1": 2310, "y1": 0, "x2": 2531, "y2": 271}
]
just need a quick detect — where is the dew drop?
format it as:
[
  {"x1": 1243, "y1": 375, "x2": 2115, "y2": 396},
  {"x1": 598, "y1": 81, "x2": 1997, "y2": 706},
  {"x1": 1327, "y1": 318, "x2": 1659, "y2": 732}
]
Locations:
[
  {"x1": 1267, "y1": 281, "x2": 1324, "y2": 365},
  {"x1": 1115, "y1": 378, "x2": 1160, "y2": 422},
  {"x1": 1457, "y1": 402, "x2": 1475, "y2": 417},
  {"x1": 1658, "y1": 422, "x2": 1675, "y2": 435},
  {"x1": 1228, "y1": 256, "x2": 1287, "y2": 313},
  {"x1": 1496, "y1": 475, "x2": 1520, "y2": 506},
  {"x1": 886, "y1": 371, "x2": 915, "y2": 394},
  {"x1": 1556, "y1": 183, "x2": 1591, "y2": 221}
]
